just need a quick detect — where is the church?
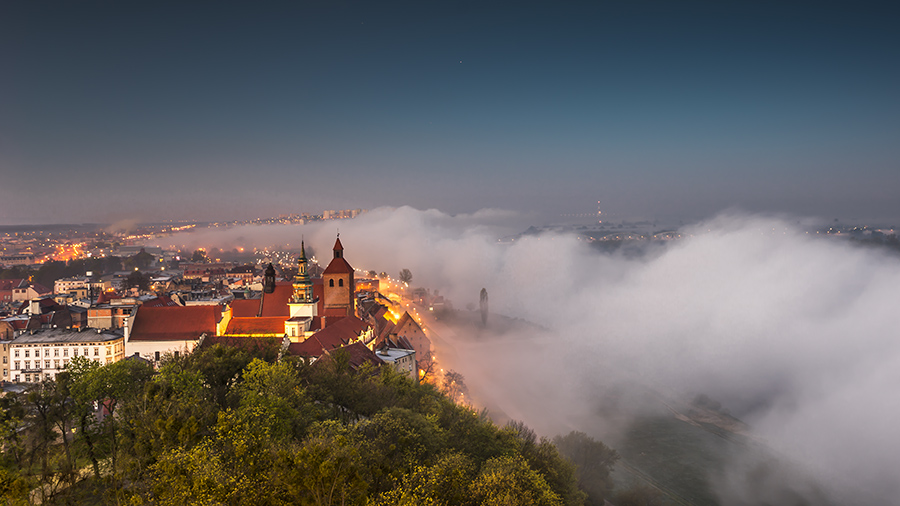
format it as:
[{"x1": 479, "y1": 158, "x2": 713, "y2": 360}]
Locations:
[{"x1": 221, "y1": 236, "x2": 359, "y2": 341}]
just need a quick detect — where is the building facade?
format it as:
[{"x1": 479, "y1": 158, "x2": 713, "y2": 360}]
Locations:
[{"x1": 7, "y1": 328, "x2": 125, "y2": 383}]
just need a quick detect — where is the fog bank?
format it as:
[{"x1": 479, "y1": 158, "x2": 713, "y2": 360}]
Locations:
[{"x1": 159, "y1": 207, "x2": 900, "y2": 504}]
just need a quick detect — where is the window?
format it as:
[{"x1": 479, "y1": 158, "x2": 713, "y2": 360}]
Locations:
[
  {"x1": 73, "y1": 348, "x2": 78, "y2": 356},
  {"x1": 14, "y1": 350, "x2": 18, "y2": 358},
  {"x1": 83, "y1": 348, "x2": 88, "y2": 356},
  {"x1": 13, "y1": 375, "x2": 18, "y2": 383},
  {"x1": 339, "y1": 279, "x2": 344, "y2": 287},
  {"x1": 54, "y1": 360, "x2": 59, "y2": 369},
  {"x1": 154, "y1": 351, "x2": 160, "y2": 362},
  {"x1": 45, "y1": 360, "x2": 50, "y2": 368},
  {"x1": 2, "y1": 369, "x2": 5, "y2": 377},
  {"x1": 13, "y1": 361, "x2": 18, "y2": 370},
  {"x1": 329, "y1": 279, "x2": 334, "y2": 287},
  {"x1": 24, "y1": 361, "x2": 29, "y2": 369},
  {"x1": 54, "y1": 349, "x2": 59, "y2": 357},
  {"x1": 94, "y1": 348, "x2": 99, "y2": 356},
  {"x1": 2, "y1": 356, "x2": 5, "y2": 364},
  {"x1": 44, "y1": 349, "x2": 50, "y2": 357},
  {"x1": 24, "y1": 350, "x2": 29, "y2": 358},
  {"x1": 63, "y1": 359, "x2": 68, "y2": 367},
  {"x1": 24, "y1": 375, "x2": 30, "y2": 383},
  {"x1": 106, "y1": 347, "x2": 111, "y2": 356},
  {"x1": 63, "y1": 349, "x2": 68, "y2": 357}
]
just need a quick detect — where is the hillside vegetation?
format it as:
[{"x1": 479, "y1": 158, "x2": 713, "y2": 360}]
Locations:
[{"x1": 0, "y1": 342, "x2": 619, "y2": 505}]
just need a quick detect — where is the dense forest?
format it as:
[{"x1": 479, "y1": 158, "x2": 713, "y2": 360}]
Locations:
[{"x1": 0, "y1": 341, "x2": 626, "y2": 505}]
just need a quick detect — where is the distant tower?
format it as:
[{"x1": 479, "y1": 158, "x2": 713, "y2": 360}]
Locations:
[
  {"x1": 479, "y1": 288, "x2": 488, "y2": 327},
  {"x1": 263, "y1": 263, "x2": 276, "y2": 294},
  {"x1": 597, "y1": 200, "x2": 602, "y2": 224},
  {"x1": 323, "y1": 235, "x2": 355, "y2": 317},
  {"x1": 288, "y1": 241, "x2": 317, "y2": 318}
]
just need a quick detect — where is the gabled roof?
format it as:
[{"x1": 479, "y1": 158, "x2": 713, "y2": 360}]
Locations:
[
  {"x1": 225, "y1": 317, "x2": 287, "y2": 335},
  {"x1": 287, "y1": 336, "x2": 326, "y2": 358},
  {"x1": 30, "y1": 283, "x2": 52, "y2": 295},
  {"x1": 323, "y1": 257, "x2": 353, "y2": 275},
  {"x1": 314, "y1": 316, "x2": 368, "y2": 348},
  {"x1": 286, "y1": 316, "x2": 369, "y2": 358},
  {"x1": 326, "y1": 342, "x2": 383, "y2": 370},
  {"x1": 0, "y1": 279, "x2": 25, "y2": 291},
  {"x1": 129, "y1": 305, "x2": 220, "y2": 342}
]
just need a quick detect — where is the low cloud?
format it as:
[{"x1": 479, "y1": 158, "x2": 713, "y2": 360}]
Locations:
[{"x1": 156, "y1": 207, "x2": 900, "y2": 503}]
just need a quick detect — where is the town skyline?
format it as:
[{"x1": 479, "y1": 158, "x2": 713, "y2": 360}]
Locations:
[{"x1": 3, "y1": 1, "x2": 899, "y2": 226}]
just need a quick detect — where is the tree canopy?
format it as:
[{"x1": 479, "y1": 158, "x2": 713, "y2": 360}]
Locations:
[{"x1": 0, "y1": 344, "x2": 619, "y2": 505}]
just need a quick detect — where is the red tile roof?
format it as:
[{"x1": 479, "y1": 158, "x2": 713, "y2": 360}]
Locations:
[
  {"x1": 129, "y1": 305, "x2": 220, "y2": 342},
  {"x1": 31, "y1": 283, "x2": 52, "y2": 296},
  {"x1": 225, "y1": 317, "x2": 286, "y2": 336},
  {"x1": 314, "y1": 316, "x2": 368, "y2": 348},
  {"x1": 0, "y1": 279, "x2": 25, "y2": 291},
  {"x1": 285, "y1": 316, "x2": 369, "y2": 359},
  {"x1": 230, "y1": 299, "x2": 260, "y2": 318},
  {"x1": 323, "y1": 257, "x2": 353, "y2": 274},
  {"x1": 325, "y1": 342, "x2": 383, "y2": 370},
  {"x1": 287, "y1": 337, "x2": 326, "y2": 358},
  {"x1": 260, "y1": 282, "x2": 293, "y2": 317}
]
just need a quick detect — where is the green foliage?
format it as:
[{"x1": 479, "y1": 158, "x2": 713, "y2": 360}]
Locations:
[
  {"x1": 470, "y1": 454, "x2": 564, "y2": 506},
  {"x1": 0, "y1": 341, "x2": 613, "y2": 505},
  {"x1": 553, "y1": 431, "x2": 619, "y2": 505}
]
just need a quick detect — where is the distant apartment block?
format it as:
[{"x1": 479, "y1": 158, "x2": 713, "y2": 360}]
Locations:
[
  {"x1": 323, "y1": 209, "x2": 365, "y2": 220},
  {"x1": 0, "y1": 253, "x2": 36, "y2": 267}
]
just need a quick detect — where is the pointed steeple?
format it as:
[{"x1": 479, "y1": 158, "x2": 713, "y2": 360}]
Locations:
[
  {"x1": 292, "y1": 240, "x2": 313, "y2": 303},
  {"x1": 333, "y1": 235, "x2": 344, "y2": 259}
]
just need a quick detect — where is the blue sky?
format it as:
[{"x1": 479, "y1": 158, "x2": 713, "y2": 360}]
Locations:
[{"x1": 2, "y1": 1, "x2": 898, "y2": 225}]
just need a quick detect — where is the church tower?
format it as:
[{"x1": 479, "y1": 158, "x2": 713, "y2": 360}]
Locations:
[
  {"x1": 323, "y1": 235, "x2": 355, "y2": 316},
  {"x1": 288, "y1": 241, "x2": 317, "y2": 318}
]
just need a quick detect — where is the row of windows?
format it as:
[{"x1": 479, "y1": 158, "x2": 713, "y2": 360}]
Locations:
[
  {"x1": 10, "y1": 356, "x2": 109, "y2": 377},
  {"x1": 13, "y1": 359, "x2": 68, "y2": 370},
  {"x1": 13, "y1": 346, "x2": 111, "y2": 358}
]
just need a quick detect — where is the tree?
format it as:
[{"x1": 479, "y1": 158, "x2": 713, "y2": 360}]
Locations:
[
  {"x1": 124, "y1": 249, "x2": 155, "y2": 269},
  {"x1": 470, "y1": 454, "x2": 564, "y2": 506},
  {"x1": 399, "y1": 269, "x2": 412, "y2": 284},
  {"x1": 191, "y1": 249, "x2": 208, "y2": 263},
  {"x1": 442, "y1": 370, "x2": 468, "y2": 405},
  {"x1": 125, "y1": 270, "x2": 150, "y2": 291},
  {"x1": 553, "y1": 431, "x2": 618, "y2": 505}
]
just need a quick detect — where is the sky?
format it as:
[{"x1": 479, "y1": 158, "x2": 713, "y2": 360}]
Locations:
[{"x1": 2, "y1": 1, "x2": 899, "y2": 225}]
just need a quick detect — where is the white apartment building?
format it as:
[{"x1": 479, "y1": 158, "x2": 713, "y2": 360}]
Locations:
[{"x1": 7, "y1": 328, "x2": 125, "y2": 383}]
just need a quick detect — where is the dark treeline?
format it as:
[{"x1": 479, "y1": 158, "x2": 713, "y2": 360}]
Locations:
[
  {"x1": 0, "y1": 257, "x2": 124, "y2": 288},
  {"x1": 0, "y1": 342, "x2": 623, "y2": 505}
]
